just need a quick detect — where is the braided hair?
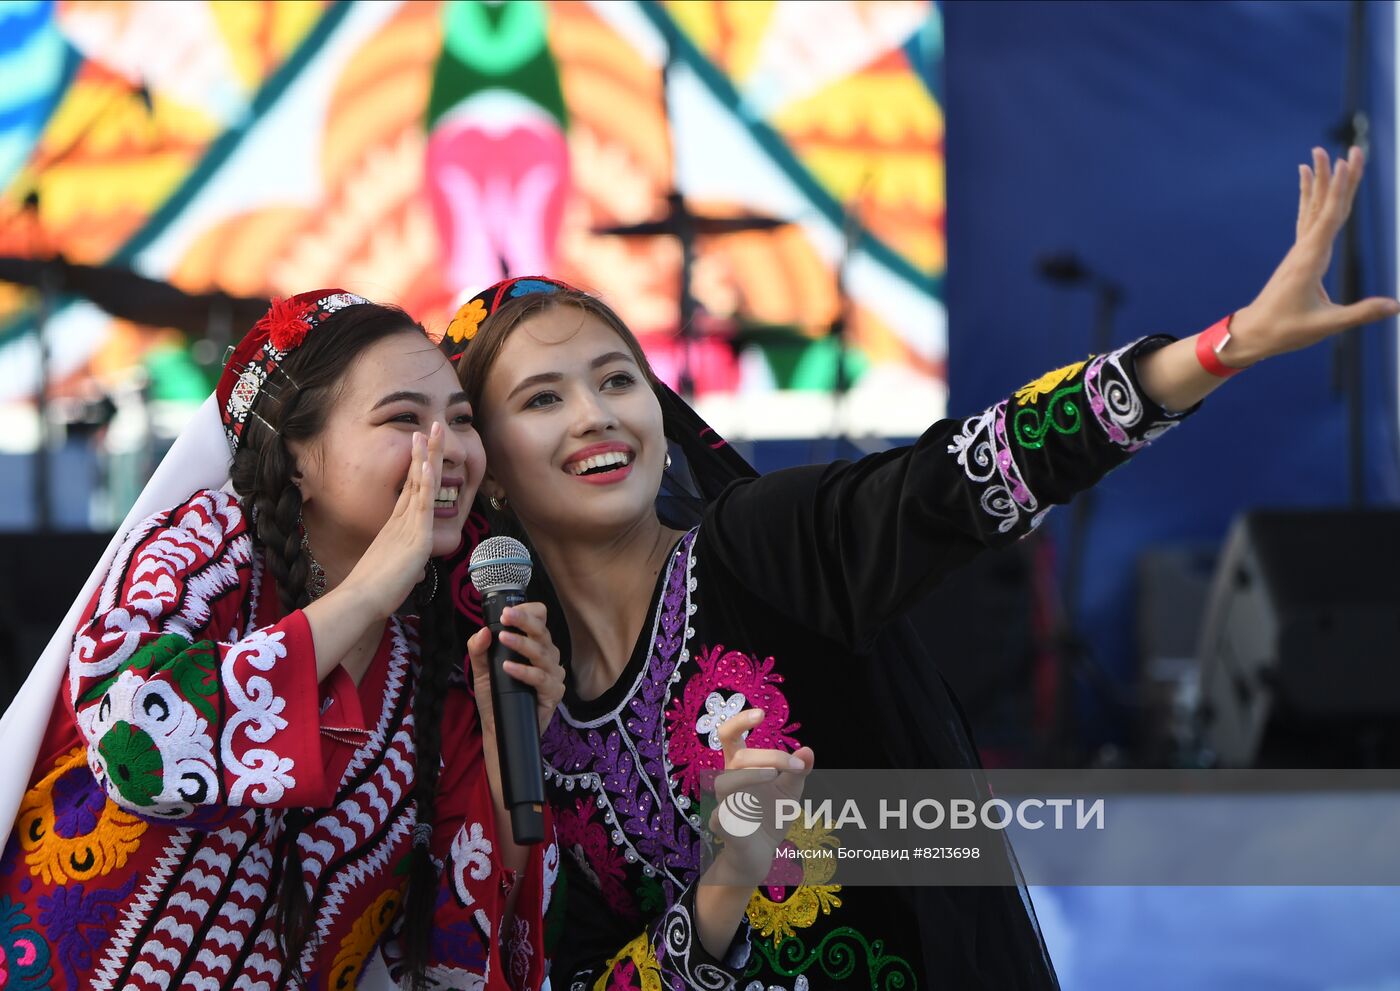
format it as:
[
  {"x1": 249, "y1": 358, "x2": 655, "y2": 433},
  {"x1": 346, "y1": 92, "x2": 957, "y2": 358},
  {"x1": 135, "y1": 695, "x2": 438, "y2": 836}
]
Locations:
[{"x1": 227, "y1": 303, "x2": 457, "y2": 988}]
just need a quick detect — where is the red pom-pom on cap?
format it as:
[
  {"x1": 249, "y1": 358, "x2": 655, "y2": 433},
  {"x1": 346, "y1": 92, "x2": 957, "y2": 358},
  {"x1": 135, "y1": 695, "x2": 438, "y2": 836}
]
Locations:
[{"x1": 258, "y1": 295, "x2": 317, "y2": 353}]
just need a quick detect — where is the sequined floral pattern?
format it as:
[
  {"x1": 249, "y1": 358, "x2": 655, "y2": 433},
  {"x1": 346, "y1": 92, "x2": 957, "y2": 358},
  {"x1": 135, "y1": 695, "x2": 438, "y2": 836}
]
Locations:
[{"x1": 664, "y1": 645, "x2": 801, "y2": 798}]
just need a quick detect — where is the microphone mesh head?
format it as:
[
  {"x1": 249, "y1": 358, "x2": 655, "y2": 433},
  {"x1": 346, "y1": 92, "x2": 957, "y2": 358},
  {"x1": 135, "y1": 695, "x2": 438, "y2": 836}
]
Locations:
[{"x1": 468, "y1": 536, "x2": 533, "y2": 592}]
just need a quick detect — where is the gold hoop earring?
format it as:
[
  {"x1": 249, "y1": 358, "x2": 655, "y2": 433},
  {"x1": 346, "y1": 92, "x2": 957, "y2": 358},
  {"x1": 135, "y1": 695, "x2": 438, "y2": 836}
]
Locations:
[{"x1": 488, "y1": 495, "x2": 507, "y2": 512}]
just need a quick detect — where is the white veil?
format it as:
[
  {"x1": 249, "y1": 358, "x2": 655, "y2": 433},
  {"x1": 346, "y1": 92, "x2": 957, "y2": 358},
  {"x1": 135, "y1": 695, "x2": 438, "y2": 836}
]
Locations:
[{"x1": 0, "y1": 394, "x2": 231, "y2": 835}]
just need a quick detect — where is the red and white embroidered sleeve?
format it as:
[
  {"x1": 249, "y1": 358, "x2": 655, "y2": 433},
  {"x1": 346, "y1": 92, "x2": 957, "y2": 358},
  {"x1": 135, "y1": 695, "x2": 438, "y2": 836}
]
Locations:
[{"x1": 67, "y1": 489, "x2": 331, "y2": 820}]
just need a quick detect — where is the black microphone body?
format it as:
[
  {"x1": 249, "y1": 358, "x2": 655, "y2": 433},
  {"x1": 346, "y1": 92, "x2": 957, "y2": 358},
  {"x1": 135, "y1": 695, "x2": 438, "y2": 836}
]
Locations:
[{"x1": 480, "y1": 586, "x2": 546, "y2": 844}]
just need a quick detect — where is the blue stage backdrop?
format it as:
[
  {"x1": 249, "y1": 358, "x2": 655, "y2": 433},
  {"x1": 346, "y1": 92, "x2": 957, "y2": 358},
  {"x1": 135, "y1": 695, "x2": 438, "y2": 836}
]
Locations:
[{"x1": 944, "y1": 0, "x2": 1399, "y2": 746}]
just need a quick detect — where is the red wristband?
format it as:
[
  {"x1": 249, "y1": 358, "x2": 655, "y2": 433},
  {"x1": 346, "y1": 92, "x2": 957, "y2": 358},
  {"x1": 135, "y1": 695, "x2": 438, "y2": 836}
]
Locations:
[{"x1": 1195, "y1": 315, "x2": 1248, "y2": 378}]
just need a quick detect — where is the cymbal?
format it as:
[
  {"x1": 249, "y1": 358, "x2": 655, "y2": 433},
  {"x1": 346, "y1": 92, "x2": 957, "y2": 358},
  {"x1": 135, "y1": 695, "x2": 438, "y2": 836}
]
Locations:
[{"x1": 594, "y1": 214, "x2": 788, "y2": 237}]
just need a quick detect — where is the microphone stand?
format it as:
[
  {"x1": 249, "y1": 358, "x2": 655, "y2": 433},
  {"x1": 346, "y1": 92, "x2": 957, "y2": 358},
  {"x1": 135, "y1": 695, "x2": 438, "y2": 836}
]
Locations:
[
  {"x1": 1036, "y1": 252, "x2": 1124, "y2": 764},
  {"x1": 657, "y1": 45, "x2": 700, "y2": 402},
  {"x1": 1332, "y1": 0, "x2": 1369, "y2": 507}
]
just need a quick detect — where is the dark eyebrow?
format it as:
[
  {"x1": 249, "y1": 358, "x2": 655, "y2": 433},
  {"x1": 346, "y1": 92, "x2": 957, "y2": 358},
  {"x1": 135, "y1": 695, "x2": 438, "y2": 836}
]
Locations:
[
  {"x1": 592, "y1": 351, "x2": 636, "y2": 369},
  {"x1": 505, "y1": 352, "x2": 638, "y2": 403},
  {"x1": 506, "y1": 372, "x2": 562, "y2": 403},
  {"x1": 372, "y1": 390, "x2": 472, "y2": 411}
]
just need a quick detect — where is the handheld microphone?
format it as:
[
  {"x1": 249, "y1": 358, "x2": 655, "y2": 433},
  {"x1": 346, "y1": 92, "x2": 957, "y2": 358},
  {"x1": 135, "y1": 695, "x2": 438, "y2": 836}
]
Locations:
[{"x1": 468, "y1": 536, "x2": 546, "y2": 845}]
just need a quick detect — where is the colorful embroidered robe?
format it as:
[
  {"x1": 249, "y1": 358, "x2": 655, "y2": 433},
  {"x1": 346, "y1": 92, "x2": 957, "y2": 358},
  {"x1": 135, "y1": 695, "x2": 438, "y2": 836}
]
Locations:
[
  {"x1": 539, "y1": 339, "x2": 1194, "y2": 990},
  {"x1": 0, "y1": 489, "x2": 557, "y2": 991}
]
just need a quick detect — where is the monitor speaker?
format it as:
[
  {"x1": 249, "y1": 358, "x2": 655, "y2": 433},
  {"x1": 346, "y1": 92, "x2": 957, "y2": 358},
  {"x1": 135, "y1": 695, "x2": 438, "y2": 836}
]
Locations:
[{"x1": 1196, "y1": 510, "x2": 1400, "y2": 767}]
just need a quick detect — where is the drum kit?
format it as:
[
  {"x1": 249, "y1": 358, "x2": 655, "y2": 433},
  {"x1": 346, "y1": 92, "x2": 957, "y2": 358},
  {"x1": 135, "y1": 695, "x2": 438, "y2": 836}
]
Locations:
[
  {"x1": 591, "y1": 29, "x2": 867, "y2": 409},
  {"x1": 592, "y1": 190, "x2": 791, "y2": 400},
  {"x1": 591, "y1": 185, "x2": 864, "y2": 419}
]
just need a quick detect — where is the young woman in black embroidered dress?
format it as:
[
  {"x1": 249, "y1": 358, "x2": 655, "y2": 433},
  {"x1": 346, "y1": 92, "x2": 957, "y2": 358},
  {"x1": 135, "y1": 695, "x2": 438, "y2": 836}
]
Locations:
[{"x1": 439, "y1": 147, "x2": 1395, "y2": 990}]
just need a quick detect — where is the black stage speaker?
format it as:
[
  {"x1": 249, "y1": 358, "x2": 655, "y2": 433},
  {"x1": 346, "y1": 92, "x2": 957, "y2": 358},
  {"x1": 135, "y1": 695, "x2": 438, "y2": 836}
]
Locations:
[{"x1": 1196, "y1": 510, "x2": 1400, "y2": 767}]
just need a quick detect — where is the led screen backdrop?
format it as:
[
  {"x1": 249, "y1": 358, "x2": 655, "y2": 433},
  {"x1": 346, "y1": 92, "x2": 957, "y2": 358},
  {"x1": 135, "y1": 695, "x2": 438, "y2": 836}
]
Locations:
[{"x1": 0, "y1": 0, "x2": 945, "y2": 438}]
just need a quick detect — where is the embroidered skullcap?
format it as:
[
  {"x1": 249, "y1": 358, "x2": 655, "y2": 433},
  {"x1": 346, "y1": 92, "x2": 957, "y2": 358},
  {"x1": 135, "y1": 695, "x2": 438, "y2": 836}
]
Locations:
[
  {"x1": 439, "y1": 276, "x2": 568, "y2": 363},
  {"x1": 217, "y1": 289, "x2": 370, "y2": 454}
]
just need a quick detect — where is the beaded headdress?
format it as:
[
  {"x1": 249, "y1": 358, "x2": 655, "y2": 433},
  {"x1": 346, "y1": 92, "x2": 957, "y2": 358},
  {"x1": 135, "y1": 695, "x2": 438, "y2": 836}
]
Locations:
[{"x1": 217, "y1": 288, "x2": 370, "y2": 454}]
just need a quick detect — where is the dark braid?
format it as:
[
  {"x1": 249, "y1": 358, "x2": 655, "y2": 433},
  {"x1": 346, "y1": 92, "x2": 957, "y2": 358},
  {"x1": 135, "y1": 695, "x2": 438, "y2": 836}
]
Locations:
[
  {"x1": 227, "y1": 302, "x2": 449, "y2": 988},
  {"x1": 254, "y1": 431, "x2": 311, "y2": 616},
  {"x1": 230, "y1": 373, "x2": 318, "y2": 982},
  {"x1": 399, "y1": 572, "x2": 458, "y2": 989}
]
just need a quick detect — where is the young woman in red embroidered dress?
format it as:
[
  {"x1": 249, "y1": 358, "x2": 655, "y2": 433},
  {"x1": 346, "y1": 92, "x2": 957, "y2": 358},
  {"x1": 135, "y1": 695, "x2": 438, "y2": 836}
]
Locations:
[
  {"x1": 0, "y1": 291, "x2": 565, "y2": 990},
  {"x1": 436, "y1": 148, "x2": 1398, "y2": 991}
]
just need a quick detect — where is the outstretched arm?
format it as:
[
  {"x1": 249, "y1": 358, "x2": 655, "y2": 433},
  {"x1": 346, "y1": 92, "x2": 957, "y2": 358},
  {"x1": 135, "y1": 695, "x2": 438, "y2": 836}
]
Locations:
[{"x1": 1138, "y1": 146, "x2": 1398, "y2": 412}]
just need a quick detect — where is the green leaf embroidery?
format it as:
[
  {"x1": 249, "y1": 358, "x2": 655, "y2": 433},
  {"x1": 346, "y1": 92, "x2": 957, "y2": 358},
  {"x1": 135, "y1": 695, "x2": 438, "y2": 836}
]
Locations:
[
  {"x1": 80, "y1": 634, "x2": 220, "y2": 725},
  {"x1": 1013, "y1": 381, "x2": 1085, "y2": 450},
  {"x1": 745, "y1": 924, "x2": 917, "y2": 990},
  {"x1": 97, "y1": 720, "x2": 164, "y2": 807}
]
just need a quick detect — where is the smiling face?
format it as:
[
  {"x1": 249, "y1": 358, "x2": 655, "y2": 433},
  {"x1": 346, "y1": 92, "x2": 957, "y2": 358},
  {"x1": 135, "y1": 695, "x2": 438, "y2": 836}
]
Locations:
[
  {"x1": 293, "y1": 329, "x2": 485, "y2": 569},
  {"x1": 475, "y1": 304, "x2": 666, "y2": 541}
]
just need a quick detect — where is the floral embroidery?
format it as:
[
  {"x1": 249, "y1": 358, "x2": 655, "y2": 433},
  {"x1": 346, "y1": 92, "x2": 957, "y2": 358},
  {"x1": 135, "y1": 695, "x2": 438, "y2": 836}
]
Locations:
[
  {"x1": 450, "y1": 820, "x2": 496, "y2": 935},
  {"x1": 16, "y1": 748, "x2": 146, "y2": 885},
  {"x1": 77, "y1": 634, "x2": 220, "y2": 724},
  {"x1": 1082, "y1": 339, "x2": 1187, "y2": 451},
  {"x1": 636, "y1": 874, "x2": 665, "y2": 915},
  {"x1": 1014, "y1": 360, "x2": 1085, "y2": 406},
  {"x1": 508, "y1": 916, "x2": 534, "y2": 988},
  {"x1": 329, "y1": 888, "x2": 401, "y2": 990},
  {"x1": 68, "y1": 491, "x2": 246, "y2": 707},
  {"x1": 694, "y1": 691, "x2": 747, "y2": 750},
  {"x1": 543, "y1": 532, "x2": 704, "y2": 894},
  {"x1": 509, "y1": 278, "x2": 562, "y2": 297},
  {"x1": 0, "y1": 896, "x2": 53, "y2": 989},
  {"x1": 743, "y1": 924, "x2": 915, "y2": 991},
  {"x1": 220, "y1": 628, "x2": 297, "y2": 805},
  {"x1": 946, "y1": 401, "x2": 1045, "y2": 536},
  {"x1": 745, "y1": 821, "x2": 842, "y2": 946},
  {"x1": 95, "y1": 723, "x2": 162, "y2": 806},
  {"x1": 35, "y1": 875, "x2": 137, "y2": 988},
  {"x1": 541, "y1": 840, "x2": 560, "y2": 917},
  {"x1": 665, "y1": 645, "x2": 800, "y2": 797},
  {"x1": 85, "y1": 668, "x2": 218, "y2": 816},
  {"x1": 1012, "y1": 381, "x2": 1084, "y2": 450},
  {"x1": 658, "y1": 894, "x2": 748, "y2": 991},
  {"x1": 557, "y1": 798, "x2": 635, "y2": 922},
  {"x1": 746, "y1": 881, "x2": 844, "y2": 950},
  {"x1": 446, "y1": 298, "x2": 487, "y2": 344},
  {"x1": 595, "y1": 931, "x2": 663, "y2": 991},
  {"x1": 426, "y1": 885, "x2": 490, "y2": 973},
  {"x1": 0, "y1": 492, "x2": 552, "y2": 991}
]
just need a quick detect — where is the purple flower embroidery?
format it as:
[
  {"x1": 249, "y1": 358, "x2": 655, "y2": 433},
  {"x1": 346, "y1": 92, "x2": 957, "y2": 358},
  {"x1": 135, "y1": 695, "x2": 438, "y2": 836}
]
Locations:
[
  {"x1": 36, "y1": 876, "x2": 137, "y2": 991},
  {"x1": 542, "y1": 534, "x2": 704, "y2": 885},
  {"x1": 50, "y1": 766, "x2": 105, "y2": 840}
]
